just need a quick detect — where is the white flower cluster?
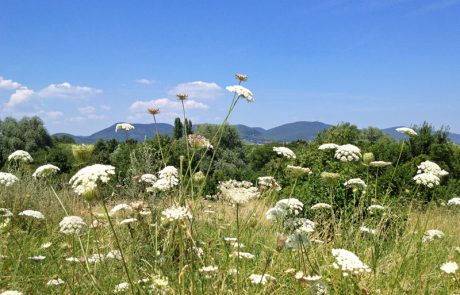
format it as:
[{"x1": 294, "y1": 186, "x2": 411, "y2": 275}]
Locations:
[
  {"x1": 367, "y1": 205, "x2": 385, "y2": 214},
  {"x1": 226, "y1": 85, "x2": 254, "y2": 102},
  {"x1": 0, "y1": 208, "x2": 13, "y2": 217},
  {"x1": 413, "y1": 173, "x2": 440, "y2": 188},
  {"x1": 286, "y1": 165, "x2": 312, "y2": 175},
  {"x1": 47, "y1": 278, "x2": 65, "y2": 286},
  {"x1": 8, "y1": 150, "x2": 33, "y2": 163},
  {"x1": 69, "y1": 164, "x2": 115, "y2": 195},
  {"x1": 110, "y1": 204, "x2": 133, "y2": 216},
  {"x1": 230, "y1": 251, "x2": 255, "y2": 259},
  {"x1": 311, "y1": 203, "x2": 332, "y2": 210},
  {"x1": 440, "y1": 261, "x2": 458, "y2": 274},
  {"x1": 114, "y1": 282, "x2": 130, "y2": 293},
  {"x1": 218, "y1": 180, "x2": 260, "y2": 205},
  {"x1": 344, "y1": 178, "x2": 367, "y2": 190},
  {"x1": 18, "y1": 210, "x2": 45, "y2": 219},
  {"x1": 273, "y1": 147, "x2": 296, "y2": 159},
  {"x1": 265, "y1": 198, "x2": 304, "y2": 220},
  {"x1": 257, "y1": 176, "x2": 281, "y2": 191},
  {"x1": 447, "y1": 197, "x2": 460, "y2": 206},
  {"x1": 0, "y1": 172, "x2": 19, "y2": 187},
  {"x1": 32, "y1": 164, "x2": 60, "y2": 179},
  {"x1": 334, "y1": 144, "x2": 361, "y2": 162},
  {"x1": 396, "y1": 127, "x2": 417, "y2": 136},
  {"x1": 59, "y1": 216, "x2": 87, "y2": 235},
  {"x1": 139, "y1": 174, "x2": 157, "y2": 184},
  {"x1": 369, "y1": 161, "x2": 392, "y2": 167},
  {"x1": 248, "y1": 274, "x2": 276, "y2": 285},
  {"x1": 284, "y1": 218, "x2": 315, "y2": 233},
  {"x1": 161, "y1": 205, "x2": 192, "y2": 222},
  {"x1": 422, "y1": 229, "x2": 444, "y2": 242},
  {"x1": 318, "y1": 143, "x2": 339, "y2": 150},
  {"x1": 115, "y1": 123, "x2": 135, "y2": 132},
  {"x1": 332, "y1": 248, "x2": 371, "y2": 276},
  {"x1": 417, "y1": 160, "x2": 448, "y2": 178},
  {"x1": 147, "y1": 166, "x2": 179, "y2": 192},
  {"x1": 359, "y1": 226, "x2": 376, "y2": 235},
  {"x1": 0, "y1": 291, "x2": 23, "y2": 295},
  {"x1": 188, "y1": 134, "x2": 213, "y2": 149}
]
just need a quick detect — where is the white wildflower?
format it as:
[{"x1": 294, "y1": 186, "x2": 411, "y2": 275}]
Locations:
[
  {"x1": 273, "y1": 147, "x2": 296, "y2": 159},
  {"x1": 8, "y1": 150, "x2": 33, "y2": 163},
  {"x1": 32, "y1": 164, "x2": 60, "y2": 179},
  {"x1": 334, "y1": 144, "x2": 361, "y2": 162},
  {"x1": 114, "y1": 282, "x2": 130, "y2": 293},
  {"x1": 65, "y1": 257, "x2": 80, "y2": 262},
  {"x1": 265, "y1": 198, "x2": 304, "y2": 220},
  {"x1": 286, "y1": 165, "x2": 312, "y2": 175},
  {"x1": 447, "y1": 197, "x2": 460, "y2": 206},
  {"x1": 318, "y1": 143, "x2": 339, "y2": 150},
  {"x1": 440, "y1": 261, "x2": 458, "y2": 274},
  {"x1": 332, "y1": 248, "x2": 371, "y2": 275},
  {"x1": 106, "y1": 250, "x2": 122, "y2": 260},
  {"x1": 18, "y1": 210, "x2": 45, "y2": 220},
  {"x1": 417, "y1": 160, "x2": 448, "y2": 178},
  {"x1": 0, "y1": 291, "x2": 23, "y2": 295},
  {"x1": 59, "y1": 216, "x2": 87, "y2": 235},
  {"x1": 115, "y1": 123, "x2": 134, "y2": 132},
  {"x1": 47, "y1": 278, "x2": 65, "y2": 286},
  {"x1": 257, "y1": 176, "x2": 281, "y2": 191},
  {"x1": 369, "y1": 161, "x2": 392, "y2": 167},
  {"x1": 230, "y1": 252, "x2": 255, "y2": 259},
  {"x1": 248, "y1": 274, "x2": 276, "y2": 285},
  {"x1": 139, "y1": 174, "x2": 157, "y2": 184},
  {"x1": 161, "y1": 205, "x2": 192, "y2": 222},
  {"x1": 87, "y1": 253, "x2": 105, "y2": 263},
  {"x1": 0, "y1": 172, "x2": 19, "y2": 187},
  {"x1": 119, "y1": 218, "x2": 138, "y2": 225},
  {"x1": 0, "y1": 208, "x2": 13, "y2": 217},
  {"x1": 344, "y1": 178, "x2": 367, "y2": 190},
  {"x1": 41, "y1": 242, "x2": 52, "y2": 249},
  {"x1": 110, "y1": 204, "x2": 133, "y2": 215},
  {"x1": 396, "y1": 127, "x2": 417, "y2": 136},
  {"x1": 188, "y1": 134, "x2": 213, "y2": 149},
  {"x1": 311, "y1": 203, "x2": 332, "y2": 210},
  {"x1": 422, "y1": 229, "x2": 444, "y2": 242},
  {"x1": 359, "y1": 226, "x2": 377, "y2": 235},
  {"x1": 413, "y1": 173, "x2": 440, "y2": 188},
  {"x1": 218, "y1": 180, "x2": 260, "y2": 205},
  {"x1": 367, "y1": 205, "x2": 385, "y2": 213},
  {"x1": 28, "y1": 255, "x2": 46, "y2": 261},
  {"x1": 226, "y1": 85, "x2": 254, "y2": 102},
  {"x1": 69, "y1": 164, "x2": 115, "y2": 196},
  {"x1": 199, "y1": 265, "x2": 219, "y2": 273}
]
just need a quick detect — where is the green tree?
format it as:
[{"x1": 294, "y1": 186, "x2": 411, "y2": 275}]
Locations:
[
  {"x1": 173, "y1": 117, "x2": 183, "y2": 139},
  {"x1": 184, "y1": 119, "x2": 193, "y2": 135}
]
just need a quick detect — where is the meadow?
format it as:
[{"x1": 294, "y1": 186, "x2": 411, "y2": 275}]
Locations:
[{"x1": 1, "y1": 74, "x2": 460, "y2": 294}]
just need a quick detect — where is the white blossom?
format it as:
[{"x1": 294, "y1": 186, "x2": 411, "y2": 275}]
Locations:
[
  {"x1": 311, "y1": 203, "x2": 332, "y2": 210},
  {"x1": 422, "y1": 229, "x2": 444, "y2": 242},
  {"x1": 344, "y1": 178, "x2": 367, "y2": 190},
  {"x1": 8, "y1": 150, "x2": 33, "y2": 163},
  {"x1": 18, "y1": 210, "x2": 45, "y2": 220},
  {"x1": 396, "y1": 127, "x2": 417, "y2": 136},
  {"x1": 59, "y1": 216, "x2": 87, "y2": 235},
  {"x1": 273, "y1": 147, "x2": 296, "y2": 159},
  {"x1": 161, "y1": 205, "x2": 192, "y2": 222},
  {"x1": 447, "y1": 197, "x2": 460, "y2": 206},
  {"x1": 334, "y1": 144, "x2": 361, "y2": 162},
  {"x1": 248, "y1": 274, "x2": 276, "y2": 285},
  {"x1": 0, "y1": 172, "x2": 19, "y2": 187},
  {"x1": 318, "y1": 143, "x2": 339, "y2": 150},
  {"x1": 69, "y1": 164, "x2": 115, "y2": 196},
  {"x1": 440, "y1": 261, "x2": 458, "y2": 274},
  {"x1": 218, "y1": 180, "x2": 260, "y2": 205},
  {"x1": 32, "y1": 164, "x2": 60, "y2": 179},
  {"x1": 332, "y1": 248, "x2": 371, "y2": 275},
  {"x1": 413, "y1": 173, "x2": 440, "y2": 188},
  {"x1": 226, "y1": 85, "x2": 254, "y2": 102},
  {"x1": 115, "y1": 123, "x2": 134, "y2": 132},
  {"x1": 417, "y1": 160, "x2": 448, "y2": 178}
]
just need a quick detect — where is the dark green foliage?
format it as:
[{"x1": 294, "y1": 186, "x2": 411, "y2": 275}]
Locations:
[
  {"x1": 52, "y1": 135, "x2": 76, "y2": 144},
  {"x1": 184, "y1": 119, "x2": 193, "y2": 135},
  {"x1": 173, "y1": 118, "x2": 183, "y2": 140}
]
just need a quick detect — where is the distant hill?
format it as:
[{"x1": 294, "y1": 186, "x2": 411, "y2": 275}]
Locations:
[{"x1": 54, "y1": 122, "x2": 460, "y2": 144}]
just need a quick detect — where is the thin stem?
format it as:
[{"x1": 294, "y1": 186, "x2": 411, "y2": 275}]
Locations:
[
  {"x1": 236, "y1": 204, "x2": 240, "y2": 295},
  {"x1": 153, "y1": 115, "x2": 166, "y2": 167}
]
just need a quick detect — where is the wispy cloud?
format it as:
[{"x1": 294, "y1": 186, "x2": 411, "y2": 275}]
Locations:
[
  {"x1": 136, "y1": 78, "x2": 155, "y2": 85},
  {"x1": 168, "y1": 81, "x2": 222, "y2": 99},
  {"x1": 78, "y1": 106, "x2": 96, "y2": 114},
  {"x1": 38, "y1": 82, "x2": 102, "y2": 99},
  {"x1": 4, "y1": 87, "x2": 35, "y2": 108},
  {"x1": 0, "y1": 76, "x2": 22, "y2": 90},
  {"x1": 129, "y1": 97, "x2": 208, "y2": 112}
]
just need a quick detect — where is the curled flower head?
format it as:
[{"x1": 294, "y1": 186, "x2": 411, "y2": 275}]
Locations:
[
  {"x1": 318, "y1": 143, "x2": 339, "y2": 150},
  {"x1": 147, "y1": 107, "x2": 160, "y2": 115},
  {"x1": 59, "y1": 216, "x2": 87, "y2": 235},
  {"x1": 115, "y1": 123, "x2": 135, "y2": 132},
  {"x1": 226, "y1": 85, "x2": 253, "y2": 102},
  {"x1": 176, "y1": 93, "x2": 188, "y2": 100},
  {"x1": 32, "y1": 164, "x2": 60, "y2": 179},
  {"x1": 0, "y1": 172, "x2": 19, "y2": 187},
  {"x1": 396, "y1": 127, "x2": 417, "y2": 136},
  {"x1": 362, "y1": 152, "x2": 375, "y2": 165},
  {"x1": 8, "y1": 150, "x2": 33, "y2": 163},
  {"x1": 69, "y1": 164, "x2": 115, "y2": 198},
  {"x1": 335, "y1": 144, "x2": 362, "y2": 162},
  {"x1": 235, "y1": 73, "x2": 248, "y2": 82},
  {"x1": 188, "y1": 134, "x2": 213, "y2": 149},
  {"x1": 18, "y1": 210, "x2": 45, "y2": 220},
  {"x1": 273, "y1": 147, "x2": 296, "y2": 159}
]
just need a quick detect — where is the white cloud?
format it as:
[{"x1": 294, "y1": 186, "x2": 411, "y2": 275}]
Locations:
[
  {"x1": 78, "y1": 106, "x2": 96, "y2": 114},
  {"x1": 100, "y1": 105, "x2": 111, "y2": 111},
  {"x1": 38, "y1": 82, "x2": 102, "y2": 99},
  {"x1": 4, "y1": 87, "x2": 35, "y2": 108},
  {"x1": 168, "y1": 81, "x2": 222, "y2": 99},
  {"x1": 129, "y1": 98, "x2": 208, "y2": 113},
  {"x1": 0, "y1": 76, "x2": 22, "y2": 90},
  {"x1": 136, "y1": 78, "x2": 155, "y2": 85},
  {"x1": 44, "y1": 111, "x2": 64, "y2": 119}
]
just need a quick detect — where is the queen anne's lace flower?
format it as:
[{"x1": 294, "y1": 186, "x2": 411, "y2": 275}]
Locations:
[
  {"x1": 226, "y1": 85, "x2": 254, "y2": 102},
  {"x1": 422, "y1": 229, "x2": 444, "y2": 242},
  {"x1": 59, "y1": 216, "x2": 87, "y2": 235},
  {"x1": 115, "y1": 123, "x2": 135, "y2": 132},
  {"x1": 230, "y1": 252, "x2": 255, "y2": 259},
  {"x1": 32, "y1": 164, "x2": 60, "y2": 179},
  {"x1": 413, "y1": 173, "x2": 440, "y2": 188},
  {"x1": 0, "y1": 172, "x2": 19, "y2": 187},
  {"x1": 8, "y1": 150, "x2": 33, "y2": 163},
  {"x1": 139, "y1": 174, "x2": 157, "y2": 184},
  {"x1": 273, "y1": 147, "x2": 296, "y2": 159},
  {"x1": 318, "y1": 143, "x2": 339, "y2": 150},
  {"x1": 218, "y1": 180, "x2": 260, "y2": 205},
  {"x1": 106, "y1": 250, "x2": 122, "y2": 260},
  {"x1": 344, "y1": 178, "x2": 367, "y2": 190},
  {"x1": 286, "y1": 165, "x2": 311, "y2": 175},
  {"x1": 311, "y1": 203, "x2": 332, "y2": 210},
  {"x1": 47, "y1": 278, "x2": 65, "y2": 286},
  {"x1": 159, "y1": 166, "x2": 179, "y2": 180},
  {"x1": 440, "y1": 261, "x2": 458, "y2": 274},
  {"x1": 248, "y1": 274, "x2": 276, "y2": 285},
  {"x1": 188, "y1": 134, "x2": 213, "y2": 149},
  {"x1": 19, "y1": 210, "x2": 45, "y2": 219},
  {"x1": 257, "y1": 176, "x2": 281, "y2": 191},
  {"x1": 332, "y1": 249, "x2": 371, "y2": 275},
  {"x1": 396, "y1": 127, "x2": 417, "y2": 136},
  {"x1": 161, "y1": 205, "x2": 192, "y2": 222},
  {"x1": 148, "y1": 166, "x2": 179, "y2": 192},
  {"x1": 417, "y1": 161, "x2": 448, "y2": 177},
  {"x1": 119, "y1": 218, "x2": 138, "y2": 225},
  {"x1": 265, "y1": 198, "x2": 304, "y2": 220},
  {"x1": 110, "y1": 204, "x2": 132, "y2": 215},
  {"x1": 69, "y1": 164, "x2": 115, "y2": 196},
  {"x1": 0, "y1": 291, "x2": 23, "y2": 295},
  {"x1": 367, "y1": 205, "x2": 385, "y2": 213},
  {"x1": 0, "y1": 208, "x2": 13, "y2": 217},
  {"x1": 114, "y1": 282, "x2": 130, "y2": 293},
  {"x1": 199, "y1": 265, "x2": 219, "y2": 273},
  {"x1": 447, "y1": 197, "x2": 460, "y2": 206},
  {"x1": 369, "y1": 161, "x2": 392, "y2": 167},
  {"x1": 334, "y1": 144, "x2": 361, "y2": 162},
  {"x1": 359, "y1": 226, "x2": 376, "y2": 234}
]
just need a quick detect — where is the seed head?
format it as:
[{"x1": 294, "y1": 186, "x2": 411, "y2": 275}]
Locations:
[
  {"x1": 176, "y1": 93, "x2": 188, "y2": 100},
  {"x1": 235, "y1": 73, "x2": 248, "y2": 82},
  {"x1": 148, "y1": 107, "x2": 160, "y2": 115}
]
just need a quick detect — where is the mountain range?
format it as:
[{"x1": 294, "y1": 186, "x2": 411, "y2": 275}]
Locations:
[{"x1": 54, "y1": 121, "x2": 460, "y2": 144}]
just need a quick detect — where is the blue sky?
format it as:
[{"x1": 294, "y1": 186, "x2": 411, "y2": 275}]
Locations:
[{"x1": 1, "y1": 0, "x2": 459, "y2": 134}]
